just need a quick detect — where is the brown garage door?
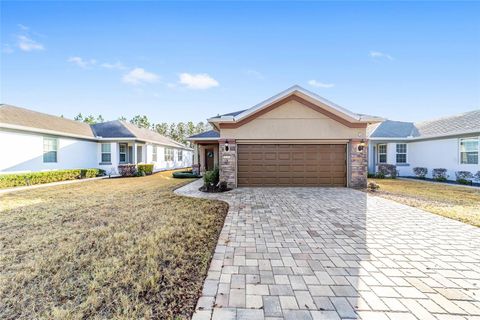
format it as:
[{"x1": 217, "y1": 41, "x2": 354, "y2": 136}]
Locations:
[{"x1": 237, "y1": 144, "x2": 347, "y2": 187}]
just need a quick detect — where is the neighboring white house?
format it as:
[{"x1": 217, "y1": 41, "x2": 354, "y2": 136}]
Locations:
[
  {"x1": 0, "y1": 104, "x2": 193, "y2": 174},
  {"x1": 368, "y1": 110, "x2": 480, "y2": 180}
]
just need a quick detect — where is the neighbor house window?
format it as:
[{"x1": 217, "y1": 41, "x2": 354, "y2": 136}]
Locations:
[
  {"x1": 378, "y1": 144, "x2": 387, "y2": 163},
  {"x1": 396, "y1": 143, "x2": 407, "y2": 164},
  {"x1": 101, "y1": 143, "x2": 112, "y2": 163},
  {"x1": 152, "y1": 145, "x2": 158, "y2": 162},
  {"x1": 460, "y1": 138, "x2": 479, "y2": 164},
  {"x1": 43, "y1": 137, "x2": 58, "y2": 163},
  {"x1": 165, "y1": 148, "x2": 174, "y2": 161},
  {"x1": 178, "y1": 150, "x2": 183, "y2": 161},
  {"x1": 119, "y1": 143, "x2": 127, "y2": 163}
]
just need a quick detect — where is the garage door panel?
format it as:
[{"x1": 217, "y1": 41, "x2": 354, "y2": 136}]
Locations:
[{"x1": 237, "y1": 144, "x2": 346, "y2": 187}]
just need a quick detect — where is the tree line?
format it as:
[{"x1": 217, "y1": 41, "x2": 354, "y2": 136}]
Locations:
[{"x1": 73, "y1": 113, "x2": 211, "y2": 146}]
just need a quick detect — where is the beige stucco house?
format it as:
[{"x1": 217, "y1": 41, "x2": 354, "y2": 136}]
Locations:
[{"x1": 187, "y1": 86, "x2": 382, "y2": 188}]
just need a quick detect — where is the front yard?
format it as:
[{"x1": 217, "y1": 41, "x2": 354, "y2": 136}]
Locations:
[
  {"x1": 0, "y1": 170, "x2": 228, "y2": 319},
  {"x1": 369, "y1": 178, "x2": 480, "y2": 227}
]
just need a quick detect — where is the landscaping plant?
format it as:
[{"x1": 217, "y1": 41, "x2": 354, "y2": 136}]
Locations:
[
  {"x1": 432, "y1": 168, "x2": 448, "y2": 182},
  {"x1": 377, "y1": 164, "x2": 397, "y2": 178},
  {"x1": 0, "y1": 168, "x2": 105, "y2": 189},
  {"x1": 455, "y1": 171, "x2": 473, "y2": 185},
  {"x1": 413, "y1": 167, "x2": 428, "y2": 179},
  {"x1": 118, "y1": 164, "x2": 137, "y2": 177},
  {"x1": 137, "y1": 164, "x2": 154, "y2": 175},
  {"x1": 367, "y1": 181, "x2": 380, "y2": 192}
]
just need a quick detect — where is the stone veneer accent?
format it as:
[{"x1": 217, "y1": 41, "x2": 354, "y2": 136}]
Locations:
[
  {"x1": 219, "y1": 139, "x2": 237, "y2": 188},
  {"x1": 349, "y1": 139, "x2": 368, "y2": 188}
]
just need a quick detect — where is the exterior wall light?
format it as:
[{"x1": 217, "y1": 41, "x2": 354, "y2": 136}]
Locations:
[{"x1": 357, "y1": 139, "x2": 366, "y2": 152}]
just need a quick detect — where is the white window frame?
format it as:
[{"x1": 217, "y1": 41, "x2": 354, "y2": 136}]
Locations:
[
  {"x1": 43, "y1": 137, "x2": 58, "y2": 163},
  {"x1": 377, "y1": 144, "x2": 387, "y2": 164},
  {"x1": 101, "y1": 143, "x2": 112, "y2": 163},
  {"x1": 152, "y1": 145, "x2": 158, "y2": 162},
  {"x1": 165, "y1": 148, "x2": 174, "y2": 161},
  {"x1": 119, "y1": 143, "x2": 127, "y2": 163},
  {"x1": 396, "y1": 143, "x2": 407, "y2": 164},
  {"x1": 178, "y1": 149, "x2": 183, "y2": 161},
  {"x1": 459, "y1": 137, "x2": 479, "y2": 165}
]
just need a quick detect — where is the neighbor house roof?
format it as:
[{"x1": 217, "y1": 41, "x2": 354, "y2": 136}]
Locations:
[
  {"x1": 368, "y1": 109, "x2": 480, "y2": 140},
  {"x1": 0, "y1": 104, "x2": 192, "y2": 149},
  {"x1": 0, "y1": 104, "x2": 96, "y2": 139},
  {"x1": 208, "y1": 85, "x2": 384, "y2": 126},
  {"x1": 186, "y1": 130, "x2": 220, "y2": 140}
]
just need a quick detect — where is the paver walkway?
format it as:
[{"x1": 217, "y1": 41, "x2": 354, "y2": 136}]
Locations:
[{"x1": 175, "y1": 179, "x2": 480, "y2": 320}]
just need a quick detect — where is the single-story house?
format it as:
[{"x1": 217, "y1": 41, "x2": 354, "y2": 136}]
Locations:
[
  {"x1": 187, "y1": 85, "x2": 383, "y2": 188},
  {"x1": 0, "y1": 104, "x2": 193, "y2": 175},
  {"x1": 368, "y1": 110, "x2": 480, "y2": 179}
]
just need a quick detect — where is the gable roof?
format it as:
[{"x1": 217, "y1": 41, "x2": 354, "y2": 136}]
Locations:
[
  {"x1": 0, "y1": 104, "x2": 191, "y2": 149},
  {"x1": 208, "y1": 85, "x2": 384, "y2": 127},
  {"x1": 368, "y1": 109, "x2": 480, "y2": 140},
  {"x1": 0, "y1": 104, "x2": 96, "y2": 139}
]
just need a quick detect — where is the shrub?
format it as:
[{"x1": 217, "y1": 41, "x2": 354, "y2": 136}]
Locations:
[
  {"x1": 455, "y1": 171, "x2": 473, "y2": 185},
  {"x1": 172, "y1": 171, "x2": 201, "y2": 179},
  {"x1": 218, "y1": 181, "x2": 229, "y2": 192},
  {"x1": 475, "y1": 171, "x2": 480, "y2": 182},
  {"x1": 432, "y1": 168, "x2": 448, "y2": 182},
  {"x1": 375, "y1": 172, "x2": 385, "y2": 179},
  {"x1": 413, "y1": 167, "x2": 428, "y2": 179},
  {"x1": 367, "y1": 173, "x2": 376, "y2": 178},
  {"x1": 118, "y1": 164, "x2": 137, "y2": 177},
  {"x1": 203, "y1": 167, "x2": 219, "y2": 187},
  {"x1": 0, "y1": 168, "x2": 104, "y2": 189},
  {"x1": 367, "y1": 181, "x2": 380, "y2": 192},
  {"x1": 137, "y1": 164, "x2": 154, "y2": 176},
  {"x1": 377, "y1": 164, "x2": 397, "y2": 178}
]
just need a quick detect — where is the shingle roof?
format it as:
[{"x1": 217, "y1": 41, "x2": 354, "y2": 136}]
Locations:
[
  {"x1": 187, "y1": 130, "x2": 220, "y2": 139},
  {"x1": 0, "y1": 104, "x2": 95, "y2": 138},
  {"x1": 368, "y1": 109, "x2": 480, "y2": 139},
  {"x1": 415, "y1": 110, "x2": 480, "y2": 138},
  {"x1": 0, "y1": 104, "x2": 191, "y2": 149}
]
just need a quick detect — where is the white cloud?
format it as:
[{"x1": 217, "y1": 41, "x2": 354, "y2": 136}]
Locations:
[
  {"x1": 122, "y1": 67, "x2": 159, "y2": 85},
  {"x1": 308, "y1": 80, "x2": 335, "y2": 88},
  {"x1": 18, "y1": 24, "x2": 29, "y2": 31},
  {"x1": 369, "y1": 51, "x2": 394, "y2": 61},
  {"x1": 179, "y1": 73, "x2": 219, "y2": 90},
  {"x1": 68, "y1": 56, "x2": 97, "y2": 68},
  {"x1": 17, "y1": 35, "x2": 44, "y2": 51},
  {"x1": 101, "y1": 61, "x2": 127, "y2": 70}
]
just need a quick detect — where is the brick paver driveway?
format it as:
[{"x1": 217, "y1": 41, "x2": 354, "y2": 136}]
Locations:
[{"x1": 175, "y1": 180, "x2": 480, "y2": 320}]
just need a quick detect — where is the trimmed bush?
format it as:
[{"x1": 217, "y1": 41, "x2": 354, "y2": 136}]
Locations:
[
  {"x1": 475, "y1": 171, "x2": 480, "y2": 182},
  {"x1": 118, "y1": 164, "x2": 137, "y2": 177},
  {"x1": 203, "y1": 167, "x2": 219, "y2": 187},
  {"x1": 377, "y1": 164, "x2": 397, "y2": 178},
  {"x1": 137, "y1": 164, "x2": 154, "y2": 176},
  {"x1": 375, "y1": 172, "x2": 385, "y2": 179},
  {"x1": 172, "y1": 171, "x2": 200, "y2": 179},
  {"x1": 455, "y1": 171, "x2": 473, "y2": 185},
  {"x1": 432, "y1": 168, "x2": 448, "y2": 182},
  {"x1": 367, "y1": 181, "x2": 380, "y2": 192},
  {"x1": 413, "y1": 167, "x2": 428, "y2": 179},
  {"x1": 0, "y1": 168, "x2": 105, "y2": 189}
]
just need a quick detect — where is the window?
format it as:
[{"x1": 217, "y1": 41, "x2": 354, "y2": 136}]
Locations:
[
  {"x1": 152, "y1": 145, "x2": 158, "y2": 162},
  {"x1": 178, "y1": 150, "x2": 183, "y2": 161},
  {"x1": 119, "y1": 144, "x2": 127, "y2": 163},
  {"x1": 43, "y1": 137, "x2": 58, "y2": 163},
  {"x1": 165, "y1": 148, "x2": 174, "y2": 161},
  {"x1": 396, "y1": 143, "x2": 407, "y2": 164},
  {"x1": 460, "y1": 138, "x2": 479, "y2": 164},
  {"x1": 101, "y1": 143, "x2": 112, "y2": 163},
  {"x1": 378, "y1": 144, "x2": 387, "y2": 163}
]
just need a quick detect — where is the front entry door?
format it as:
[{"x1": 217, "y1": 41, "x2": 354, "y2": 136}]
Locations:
[
  {"x1": 137, "y1": 146, "x2": 143, "y2": 163},
  {"x1": 205, "y1": 149, "x2": 214, "y2": 171}
]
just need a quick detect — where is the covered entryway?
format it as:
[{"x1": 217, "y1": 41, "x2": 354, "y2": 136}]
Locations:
[{"x1": 237, "y1": 144, "x2": 347, "y2": 187}]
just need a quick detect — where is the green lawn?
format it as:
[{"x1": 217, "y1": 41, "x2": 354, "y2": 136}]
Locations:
[
  {"x1": 368, "y1": 178, "x2": 480, "y2": 227},
  {"x1": 0, "y1": 170, "x2": 228, "y2": 319}
]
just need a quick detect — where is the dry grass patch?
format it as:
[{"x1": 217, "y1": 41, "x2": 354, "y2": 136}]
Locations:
[
  {"x1": 0, "y1": 170, "x2": 228, "y2": 319},
  {"x1": 368, "y1": 178, "x2": 480, "y2": 227}
]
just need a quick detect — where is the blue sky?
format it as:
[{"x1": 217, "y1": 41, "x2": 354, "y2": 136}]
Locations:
[{"x1": 1, "y1": 1, "x2": 479, "y2": 124}]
